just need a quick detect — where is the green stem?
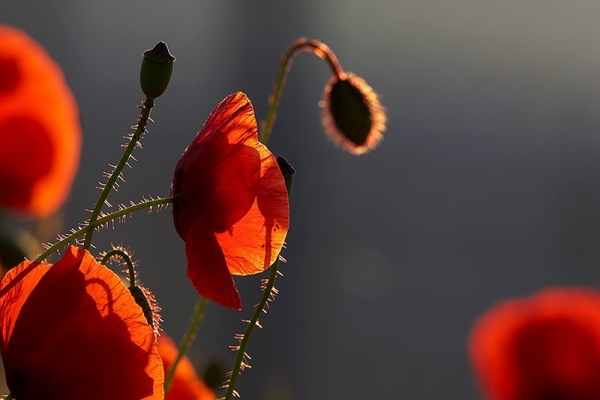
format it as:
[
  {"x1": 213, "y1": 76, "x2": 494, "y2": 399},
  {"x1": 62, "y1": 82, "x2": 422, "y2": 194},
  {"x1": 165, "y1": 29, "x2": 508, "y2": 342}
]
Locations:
[
  {"x1": 224, "y1": 258, "x2": 280, "y2": 400},
  {"x1": 260, "y1": 38, "x2": 345, "y2": 145},
  {"x1": 165, "y1": 297, "x2": 209, "y2": 394},
  {"x1": 35, "y1": 196, "x2": 173, "y2": 263},
  {"x1": 100, "y1": 248, "x2": 136, "y2": 286},
  {"x1": 83, "y1": 97, "x2": 156, "y2": 250},
  {"x1": 224, "y1": 162, "x2": 294, "y2": 400},
  {"x1": 5, "y1": 394, "x2": 14, "y2": 400}
]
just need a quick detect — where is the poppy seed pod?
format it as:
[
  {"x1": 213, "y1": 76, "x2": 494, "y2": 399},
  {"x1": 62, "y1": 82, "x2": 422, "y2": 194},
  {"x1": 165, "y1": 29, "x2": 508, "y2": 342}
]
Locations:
[
  {"x1": 140, "y1": 41, "x2": 175, "y2": 100},
  {"x1": 322, "y1": 73, "x2": 386, "y2": 155}
]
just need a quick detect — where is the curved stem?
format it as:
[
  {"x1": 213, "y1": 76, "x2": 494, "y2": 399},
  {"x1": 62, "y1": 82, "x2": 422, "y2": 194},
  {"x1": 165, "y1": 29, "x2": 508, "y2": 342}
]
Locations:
[
  {"x1": 224, "y1": 258, "x2": 280, "y2": 400},
  {"x1": 83, "y1": 97, "x2": 155, "y2": 249},
  {"x1": 165, "y1": 297, "x2": 209, "y2": 394},
  {"x1": 100, "y1": 248, "x2": 136, "y2": 286},
  {"x1": 260, "y1": 38, "x2": 345, "y2": 145},
  {"x1": 35, "y1": 196, "x2": 173, "y2": 263}
]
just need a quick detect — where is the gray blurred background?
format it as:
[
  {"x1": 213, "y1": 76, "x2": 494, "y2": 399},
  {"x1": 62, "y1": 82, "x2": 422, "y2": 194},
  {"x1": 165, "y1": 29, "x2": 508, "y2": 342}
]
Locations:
[{"x1": 4, "y1": 1, "x2": 600, "y2": 399}]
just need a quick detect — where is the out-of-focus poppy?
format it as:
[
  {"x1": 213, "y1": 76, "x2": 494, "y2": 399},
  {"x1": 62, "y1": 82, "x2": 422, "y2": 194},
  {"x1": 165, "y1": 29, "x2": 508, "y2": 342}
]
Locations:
[
  {"x1": 171, "y1": 92, "x2": 290, "y2": 310},
  {"x1": 0, "y1": 25, "x2": 81, "y2": 218},
  {"x1": 159, "y1": 334, "x2": 216, "y2": 400},
  {"x1": 321, "y1": 72, "x2": 386, "y2": 155},
  {"x1": 469, "y1": 288, "x2": 600, "y2": 400},
  {"x1": 0, "y1": 246, "x2": 163, "y2": 399}
]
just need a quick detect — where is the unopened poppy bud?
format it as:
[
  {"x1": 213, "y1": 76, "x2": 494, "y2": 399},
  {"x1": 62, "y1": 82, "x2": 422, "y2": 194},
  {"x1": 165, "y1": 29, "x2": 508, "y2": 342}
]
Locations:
[
  {"x1": 140, "y1": 41, "x2": 176, "y2": 100},
  {"x1": 322, "y1": 73, "x2": 386, "y2": 155},
  {"x1": 129, "y1": 284, "x2": 161, "y2": 334},
  {"x1": 276, "y1": 156, "x2": 295, "y2": 195}
]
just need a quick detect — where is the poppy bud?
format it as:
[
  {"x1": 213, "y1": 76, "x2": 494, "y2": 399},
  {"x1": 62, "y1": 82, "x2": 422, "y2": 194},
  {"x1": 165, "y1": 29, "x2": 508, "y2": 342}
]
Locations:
[
  {"x1": 276, "y1": 156, "x2": 296, "y2": 195},
  {"x1": 140, "y1": 41, "x2": 176, "y2": 100},
  {"x1": 322, "y1": 73, "x2": 386, "y2": 155},
  {"x1": 129, "y1": 284, "x2": 161, "y2": 334}
]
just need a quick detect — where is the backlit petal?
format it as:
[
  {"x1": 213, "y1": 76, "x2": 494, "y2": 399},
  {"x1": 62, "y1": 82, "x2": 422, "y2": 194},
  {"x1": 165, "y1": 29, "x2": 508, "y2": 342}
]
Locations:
[
  {"x1": 217, "y1": 151, "x2": 289, "y2": 276},
  {"x1": 159, "y1": 334, "x2": 216, "y2": 400},
  {"x1": 172, "y1": 92, "x2": 290, "y2": 309},
  {"x1": 0, "y1": 246, "x2": 163, "y2": 399},
  {"x1": 0, "y1": 26, "x2": 81, "y2": 218},
  {"x1": 469, "y1": 288, "x2": 600, "y2": 400},
  {"x1": 185, "y1": 215, "x2": 242, "y2": 310},
  {"x1": 172, "y1": 93, "x2": 260, "y2": 237}
]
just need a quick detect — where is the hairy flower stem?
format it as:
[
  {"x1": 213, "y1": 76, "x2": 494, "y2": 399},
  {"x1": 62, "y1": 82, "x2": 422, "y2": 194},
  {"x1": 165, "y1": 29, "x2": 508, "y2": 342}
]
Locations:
[
  {"x1": 260, "y1": 38, "x2": 345, "y2": 145},
  {"x1": 224, "y1": 170, "x2": 294, "y2": 400},
  {"x1": 83, "y1": 97, "x2": 156, "y2": 250},
  {"x1": 223, "y1": 258, "x2": 280, "y2": 400},
  {"x1": 165, "y1": 297, "x2": 209, "y2": 394},
  {"x1": 34, "y1": 196, "x2": 173, "y2": 263},
  {"x1": 100, "y1": 248, "x2": 136, "y2": 286}
]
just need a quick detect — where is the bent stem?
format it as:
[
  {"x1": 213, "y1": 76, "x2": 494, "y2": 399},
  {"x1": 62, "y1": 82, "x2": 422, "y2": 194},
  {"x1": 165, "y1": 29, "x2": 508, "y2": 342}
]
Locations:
[
  {"x1": 35, "y1": 196, "x2": 173, "y2": 263},
  {"x1": 101, "y1": 248, "x2": 136, "y2": 286},
  {"x1": 260, "y1": 38, "x2": 345, "y2": 145},
  {"x1": 83, "y1": 97, "x2": 156, "y2": 250},
  {"x1": 165, "y1": 297, "x2": 209, "y2": 394}
]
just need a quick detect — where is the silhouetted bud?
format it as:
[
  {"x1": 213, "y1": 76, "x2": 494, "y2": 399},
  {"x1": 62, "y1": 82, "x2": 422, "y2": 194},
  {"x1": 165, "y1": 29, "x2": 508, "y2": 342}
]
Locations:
[
  {"x1": 140, "y1": 41, "x2": 176, "y2": 100},
  {"x1": 276, "y1": 156, "x2": 295, "y2": 195},
  {"x1": 322, "y1": 73, "x2": 386, "y2": 155},
  {"x1": 129, "y1": 284, "x2": 161, "y2": 335}
]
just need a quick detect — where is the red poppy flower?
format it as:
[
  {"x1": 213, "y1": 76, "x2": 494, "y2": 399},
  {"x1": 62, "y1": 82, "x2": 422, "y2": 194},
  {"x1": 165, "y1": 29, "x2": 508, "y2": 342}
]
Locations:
[
  {"x1": 171, "y1": 92, "x2": 290, "y2": 310},
  {"x1": 469, "y1": 288, "x2": 600, "y2": 400},
  {"x1": 159, "y1": 334, "x2": 216, "y2": 400},
  {"x1": 0, "y1": 25, "x2": 81, "y2": 218},
  {"x1": 0, "y1": 246, "x2": 163, "y2": 399}
]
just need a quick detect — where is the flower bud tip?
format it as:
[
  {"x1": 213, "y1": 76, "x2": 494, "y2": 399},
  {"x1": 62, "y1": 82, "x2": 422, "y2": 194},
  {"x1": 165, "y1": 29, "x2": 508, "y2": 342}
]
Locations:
[{"x1": 140, "y1": 41, "x2": 176, "y2": 100}]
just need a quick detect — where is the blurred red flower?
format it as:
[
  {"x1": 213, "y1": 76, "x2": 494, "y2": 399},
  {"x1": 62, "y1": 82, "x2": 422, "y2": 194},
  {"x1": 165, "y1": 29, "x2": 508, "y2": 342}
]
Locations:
[
  {"x1": 469, "y1": 288, "x2": 600, "y2": 400},
  {"x1": 159, "y1": 334, "x2": 216, "y2": 400},
  {"x1": 171, "y1": 92, "x2": 289, "y2": 310},
  {"x1": 0, "y1": 246, "x2": 163, "y2": 399},
  {"x1": 0, "y1": 25, "x2": 81, "y2": 218}
]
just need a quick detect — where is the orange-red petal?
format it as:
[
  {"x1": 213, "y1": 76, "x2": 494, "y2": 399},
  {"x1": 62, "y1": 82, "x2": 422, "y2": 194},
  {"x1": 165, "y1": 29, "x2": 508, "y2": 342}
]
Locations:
[
  {"x1": 0, "y1": 26, "x2": 81, "y2": 218},
  {"x1": 185, "y1": 214, "x2": 242, "y2": 310},
  {"x1": 172, "y1": 93, "x2": 261, "y2": 238},
  {"x1": 469, "y1": 288, "x2": 600, "y2": 400},
  {"x1": 217, "y1": 154, "x2": 289, "y2": 276},
  {"x1": 171, "y1": 92, "x2": 289, "y2": 309},
  {"x1": 0, "y1": 246, "x2": 163, "y2": 399},
  {"x1": 159, "y1": 334, "x2": 216, "y2": 400}
]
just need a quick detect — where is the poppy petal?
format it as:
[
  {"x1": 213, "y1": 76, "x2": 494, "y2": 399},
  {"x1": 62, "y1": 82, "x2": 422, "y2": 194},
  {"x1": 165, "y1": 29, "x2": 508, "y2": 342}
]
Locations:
[
  {"x1": 0, "y1": 246, "x2": 163, "y2": 399},
  {"x1": 217, "y1": 153, "x2": 289, "y2": 276},
  {"x1": 469, "y1": 288, "x2": 600, "y2": 400},
  {"x1": 0, "y1": 26, "x2": 81, "y2": 217},
  {"x1": 185, "y1": 214, "x2": 242, "y2": 310},
  {"x1": 172, "y1": 92, "x2": 290, "y2": 309},
  {"x1": 172, "y1": 93, "x2": 260, "y2": 237},
  {"x1": 158, "y1": 334, "x2": 216, "y2": 400}
]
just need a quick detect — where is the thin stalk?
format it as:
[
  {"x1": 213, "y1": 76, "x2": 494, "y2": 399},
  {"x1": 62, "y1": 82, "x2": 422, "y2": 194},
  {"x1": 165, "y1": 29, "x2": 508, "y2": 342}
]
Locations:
[
  {"x1": 5, "y1": 394, "x2": 14, "y2": 400},
  {"x1": 35, "y1": 196, "x2": 173, "y2": 263},
  {"x1": 260, "y1": 38, "x2": 345, "y2": 145},
  {"x1": 223, "y1": 162, "x2": 294, "y2": 399},
  {"x1": 100, "y1": 248, "x2": 136, "y2": 286},
  {"x1": 83, "y1": 97, "x2": 155, "y2": 249},
  {"x1": 224, "y1": 258, "x2": 280, "y2": 400},
  {"x1": 165, "y1": 297, "x2": 209, "y2": 394}
]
